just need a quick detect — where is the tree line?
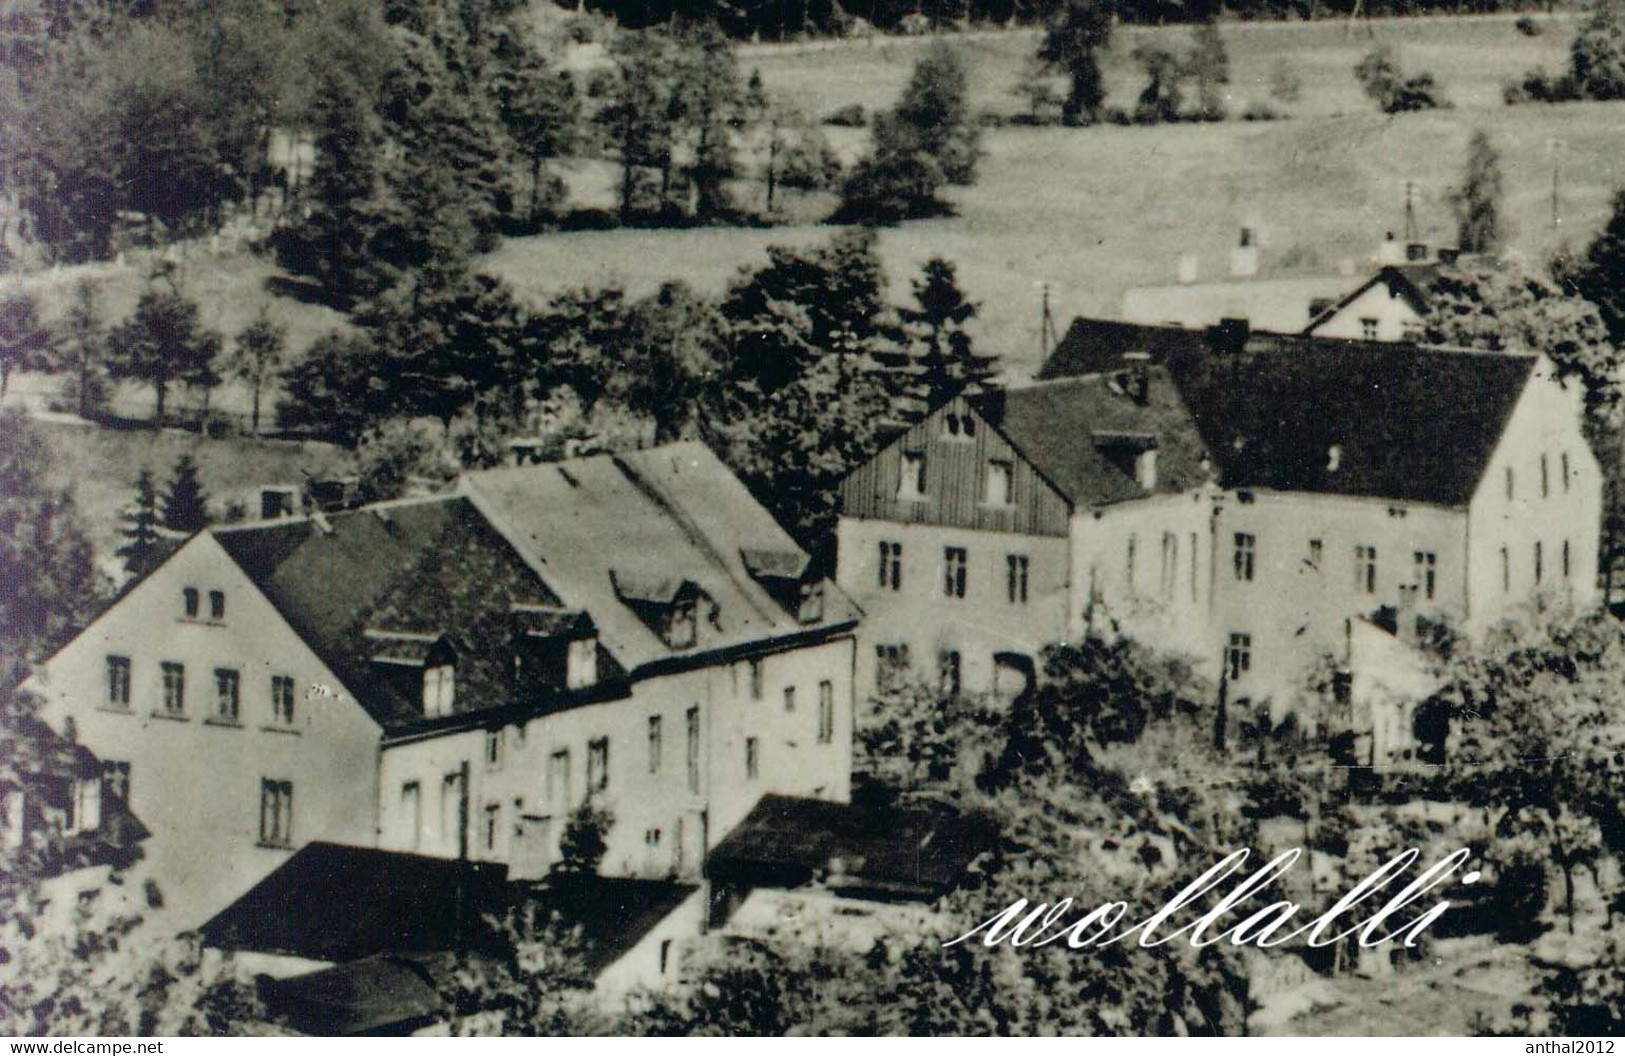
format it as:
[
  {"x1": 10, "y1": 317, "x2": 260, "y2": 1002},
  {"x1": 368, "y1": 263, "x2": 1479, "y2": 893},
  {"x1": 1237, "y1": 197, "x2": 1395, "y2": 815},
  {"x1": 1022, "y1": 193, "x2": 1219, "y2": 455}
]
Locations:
[{"x1": 572, "y1": 0, "x2": 1571, "y2": 39}]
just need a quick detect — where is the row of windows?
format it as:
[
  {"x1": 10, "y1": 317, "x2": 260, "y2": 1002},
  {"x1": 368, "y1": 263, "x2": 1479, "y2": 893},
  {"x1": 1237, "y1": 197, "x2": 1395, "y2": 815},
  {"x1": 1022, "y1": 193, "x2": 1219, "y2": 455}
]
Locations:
[
  {"x1": 1505, "y1": 452, "x2": 1574, "y2": 502},
  {"x1": 1499, "y1": 539, "x2": 1573, "y2": 590},
  {"x1": 106, "y1": 656, "x2": 296, "y2": 726},
  {"x1": 1120, "y1": 530, "x2": 1202, "y2": 602},
  {"x1": 181, "y1": 587, "x2": 227, "y2": 622},
  {"x1": 876, "y1": 644, "x2": 963, "y2": 697},
  {"x1": 897, "y1": 452, "x2": 1015, "y2": 507},
  {"x1": 1228, "y1": 535, "x2": 1442, "y2": 600},
  {"x1": 877, "y1": 541, "x2": 1030, "y2": 604}
]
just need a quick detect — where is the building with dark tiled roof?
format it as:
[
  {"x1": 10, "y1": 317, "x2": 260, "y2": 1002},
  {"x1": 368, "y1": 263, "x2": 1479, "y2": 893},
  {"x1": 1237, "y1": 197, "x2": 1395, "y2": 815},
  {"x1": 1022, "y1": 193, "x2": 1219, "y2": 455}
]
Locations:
[
  {"x1": 200, "y1": 842, "x2": 704, "y2": 1029},
  {"x1": 838, "y1": 324, "x2": 1601, "y2": 731},
  {"x1": 26, "y1": 442, "x2": 860, "y2": 923}
]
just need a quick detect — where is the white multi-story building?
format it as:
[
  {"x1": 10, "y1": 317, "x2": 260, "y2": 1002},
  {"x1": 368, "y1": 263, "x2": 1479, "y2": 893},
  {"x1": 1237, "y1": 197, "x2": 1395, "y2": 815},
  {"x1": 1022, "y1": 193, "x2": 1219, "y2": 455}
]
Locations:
[{"x1": 27, "y1": 442, "x2": 859, "y2": 921}]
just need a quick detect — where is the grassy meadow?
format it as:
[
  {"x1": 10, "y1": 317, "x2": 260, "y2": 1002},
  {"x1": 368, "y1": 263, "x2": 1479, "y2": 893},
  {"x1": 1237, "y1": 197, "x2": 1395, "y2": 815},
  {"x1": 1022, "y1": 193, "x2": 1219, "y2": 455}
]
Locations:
[
  {"x1": 9, "y1": 12, "x2": 1623, "y2": 436},
  {"x1": 494, "y1": 11, "x2": 1621, "y2": 378}
]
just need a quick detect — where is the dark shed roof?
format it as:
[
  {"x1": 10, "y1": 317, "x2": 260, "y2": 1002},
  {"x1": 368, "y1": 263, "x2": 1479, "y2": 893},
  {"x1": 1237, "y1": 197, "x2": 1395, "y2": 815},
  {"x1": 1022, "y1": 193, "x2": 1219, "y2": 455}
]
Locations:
[
  {"x1": 707, "y1": 794, "x2": 997, "y2": 899},
  {"x1": 199, "y1": 842, "x2": 511, "y2": 963}
]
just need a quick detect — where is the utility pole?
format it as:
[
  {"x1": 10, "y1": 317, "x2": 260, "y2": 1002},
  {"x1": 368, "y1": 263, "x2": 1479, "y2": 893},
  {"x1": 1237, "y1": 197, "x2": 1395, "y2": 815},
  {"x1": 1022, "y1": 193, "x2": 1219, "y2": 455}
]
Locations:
[
  {"x1": 1038, "y1": 283, "x2": 1059, "y2": 362},
  {"x1": 1403, "y1": 181, "x2": 1419, "y2": 244},
  {"x1": 1548, "y1": 137, "x2": 1565, "y2": 230}
]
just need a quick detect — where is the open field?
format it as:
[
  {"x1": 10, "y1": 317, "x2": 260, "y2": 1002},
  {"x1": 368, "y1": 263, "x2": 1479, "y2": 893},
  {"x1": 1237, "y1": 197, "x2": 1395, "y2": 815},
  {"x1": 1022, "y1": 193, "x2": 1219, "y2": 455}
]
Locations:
[{"x1": 492, "y1": 11, "x2": 1619, "y2": 378}]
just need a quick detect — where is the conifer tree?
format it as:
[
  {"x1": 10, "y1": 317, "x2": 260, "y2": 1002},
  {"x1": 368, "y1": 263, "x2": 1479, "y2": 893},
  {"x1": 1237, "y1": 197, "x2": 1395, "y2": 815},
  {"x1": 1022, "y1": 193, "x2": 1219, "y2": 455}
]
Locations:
[
  {"x1": 117, "y1": 470, "x2": 162, "y2": 579},
  {"x1": 161, "y1": 454, "x2": 209, "y2": 534}
]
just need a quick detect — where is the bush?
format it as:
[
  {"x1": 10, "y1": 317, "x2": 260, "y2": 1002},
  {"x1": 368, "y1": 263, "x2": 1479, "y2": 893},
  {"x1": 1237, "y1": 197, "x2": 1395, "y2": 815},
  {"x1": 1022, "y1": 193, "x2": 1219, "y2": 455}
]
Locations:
[
  {"x1": 1511, "y1": 0, "x2": 1625, "y2": 103},
  {"x1": 1515, "y1": 15, "x2": 1543, "y2": 35},
  {"x1": 777, "y1": 133, "x2": 844, "y2": 192},
  {"x1": 1504, "y1": 68, "x2": 1578, "y2": 104},
  {"x1": 1241, "y1": 100, "x2": 1286, "y2": 121},
  {"x1": 823, "y1": 103, "x2": 866, "y2": 127},
  {"x1": 831, "y1": 147, "x2": 949, "y2": 225}
]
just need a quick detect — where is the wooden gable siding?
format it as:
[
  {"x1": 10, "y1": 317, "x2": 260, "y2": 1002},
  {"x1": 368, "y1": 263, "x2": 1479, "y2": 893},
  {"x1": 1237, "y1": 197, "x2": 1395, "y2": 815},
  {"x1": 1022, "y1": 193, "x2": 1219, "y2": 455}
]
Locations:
[{"x1": 839, "y1": 396, "x2": 1070, "y2": 537}]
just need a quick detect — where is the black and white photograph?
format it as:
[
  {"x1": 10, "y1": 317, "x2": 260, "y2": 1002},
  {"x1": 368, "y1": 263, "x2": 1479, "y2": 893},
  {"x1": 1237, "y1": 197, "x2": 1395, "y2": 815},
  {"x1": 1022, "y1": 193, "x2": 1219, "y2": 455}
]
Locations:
[{"x1": 1, "y1": 0, "x2": 1625, "y2": 1037}]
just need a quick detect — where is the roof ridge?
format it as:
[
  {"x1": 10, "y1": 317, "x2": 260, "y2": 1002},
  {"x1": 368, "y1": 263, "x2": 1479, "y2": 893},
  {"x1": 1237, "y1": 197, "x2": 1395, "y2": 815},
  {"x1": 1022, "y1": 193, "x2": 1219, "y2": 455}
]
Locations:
[{"x1": 212, "y1": 491, "x2": 466, "y2": 536}]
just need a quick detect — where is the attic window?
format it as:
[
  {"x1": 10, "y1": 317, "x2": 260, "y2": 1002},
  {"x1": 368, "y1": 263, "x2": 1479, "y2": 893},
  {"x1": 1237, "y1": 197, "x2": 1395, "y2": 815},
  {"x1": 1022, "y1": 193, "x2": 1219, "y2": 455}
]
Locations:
[
  {"x1": 899, "y1": 452, "x2": 927, "y2": 499},
  {"x1": 423, "y1": 664, "x2": 455, "y2": 717},
  {"x1": 1093, "y1": 432, "x2": 1159, "y2": 490},
  {"x1": 942, "y1": 413, "x2": 975, "y2": 440},
  {"x1": 1135, "y1": 450, "x2": 1158, "y2": 491},
  {"x1": 509, "y1": 605, "x2": 598, "y2": 690},
  {"x1": 797, "y1": 581, "x2": 825, "y2": 624},
  {"x1": 566, "y1": 637, "x2": 597, "y2": 690},
  {"x1": 610, "y1": 571, "x2": 703, "y2": 649}
]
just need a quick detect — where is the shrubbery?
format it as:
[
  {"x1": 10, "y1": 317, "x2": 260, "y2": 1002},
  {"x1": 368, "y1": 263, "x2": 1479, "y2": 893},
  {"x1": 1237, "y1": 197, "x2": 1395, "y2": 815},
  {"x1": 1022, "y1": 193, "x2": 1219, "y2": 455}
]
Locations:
[
  {"x1": 1507, "y1": 0, "x2": 1625, "y2": 103},
  {"x1": 1355, "y1": 42, "x2": 1449, "y2": 113}
]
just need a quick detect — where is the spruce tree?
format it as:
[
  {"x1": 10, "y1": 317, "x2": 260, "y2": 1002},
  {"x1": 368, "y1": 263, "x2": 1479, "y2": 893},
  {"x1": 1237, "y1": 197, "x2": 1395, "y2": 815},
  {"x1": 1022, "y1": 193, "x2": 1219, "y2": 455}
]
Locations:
[
  {"x1": 1452, "y1": 130, "x2": 1505, "y2": 255},
  {"x1": 117, "y1": 470, "x2": 162, "y2": 579},
  {"x1": 1037, "y1": 0, "x2": 1113, "y2": 126},
  {"x1": 162, "y1": 454, "x2": 209, "y2": 534},
  {"x1": 897, "y1": 257, "x2": 998, "y2": 417}
]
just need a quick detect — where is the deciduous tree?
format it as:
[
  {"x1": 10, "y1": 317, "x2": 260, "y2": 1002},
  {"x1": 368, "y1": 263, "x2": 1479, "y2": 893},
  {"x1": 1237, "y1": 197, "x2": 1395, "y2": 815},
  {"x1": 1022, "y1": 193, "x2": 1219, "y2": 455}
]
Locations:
[{"x1": 105, "y1": 287, "x2": 221, "y2": 427}]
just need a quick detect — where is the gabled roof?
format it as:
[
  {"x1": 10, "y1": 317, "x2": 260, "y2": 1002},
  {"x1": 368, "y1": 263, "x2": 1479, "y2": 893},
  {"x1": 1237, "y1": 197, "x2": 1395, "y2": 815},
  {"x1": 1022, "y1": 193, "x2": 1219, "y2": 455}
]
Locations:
[
  {"x1": 1168, "y1": 340, "x2": 1538, "y2": 506},
  {"x1": 258, "y1": 951, "x2": 499, "y2": 1036},
  {"x1": 214, "y1": 497, "x2": 567, "y2": 733},
  {"x1": 1037, "y1": 318, "x2": 1214, "y2": 381},
  {"x1": 1304, "y1": 264, "x2": 1439, "y2": 334},
  {"x1": 462, "y1": 443, "x2": 859, "y2": 674},
  {"x1": 707, "y1": 794, "x2": 998, "y2": 900},
  {"x1": 978, "y1": 368, "x2": 1215, "y2": 508},
  {"x1": 199, "y1": 842, "x2": 511, "y2": 963}
]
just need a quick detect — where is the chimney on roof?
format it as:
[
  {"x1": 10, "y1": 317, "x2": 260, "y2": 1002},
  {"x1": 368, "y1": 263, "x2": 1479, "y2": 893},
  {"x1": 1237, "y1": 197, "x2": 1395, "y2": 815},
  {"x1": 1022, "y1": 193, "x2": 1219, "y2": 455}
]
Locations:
[
  {"x1": 1230, "y1": 227, "x2": 1259, "y2": 278},
  {"x1": 1377, "y1": 231, "x2": 1405, "y2": 265},
  {"x1": 1122, "y1": 350, "x2": 1152, "y2": 405},
  {"x1": 1177, "y1": 253, "x2": 1199, "y2": 285},
  {"x1": 1207, "y1": 317, "x2": 1250, "y2": 355}
]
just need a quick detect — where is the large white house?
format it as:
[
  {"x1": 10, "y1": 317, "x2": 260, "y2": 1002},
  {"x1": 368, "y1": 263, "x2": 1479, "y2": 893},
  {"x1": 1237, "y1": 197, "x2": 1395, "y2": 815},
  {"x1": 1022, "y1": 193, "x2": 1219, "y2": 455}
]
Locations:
[
  {"x1": 839, "y1": 325, "x2": 1601, "y2": 736},
  {"x1": 26, "y1": 442, "x2": 860, "y2": 922}
]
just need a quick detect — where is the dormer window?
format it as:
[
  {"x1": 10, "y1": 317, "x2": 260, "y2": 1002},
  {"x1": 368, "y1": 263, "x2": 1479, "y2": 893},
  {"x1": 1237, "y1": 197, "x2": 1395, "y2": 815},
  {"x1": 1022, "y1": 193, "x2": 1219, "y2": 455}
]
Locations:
[
  {"x1": 1093, "y1": 432, "x2": 1159, "y2": 492},
  {"x1": 739, "y1": 548, "x2": 823, "y2": 625},
  {"x1": 1135, "y1": 449, "x2": 1158, "y2": 490},
  {"x1": 610, "y1": 572, "x2": 704, "y2": 650},
  {"x1": 365, "y1": 629, "x2": 456, "y2": 717},
  {"x1": 423, "y1": 663, "x2": 455, "y2": 717},
  {"x1": 666, "y1": 596, "x2": 698, "y2": 649},
  {"x1": 899, "y1": 451, "x2": 927, "y2": 499},
  {"x1": 510, "y1": 605, "x2": 599, "y2": 690},
  {"x1": 183, "y1": 588, "x2": 199, "y2": 619}
]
